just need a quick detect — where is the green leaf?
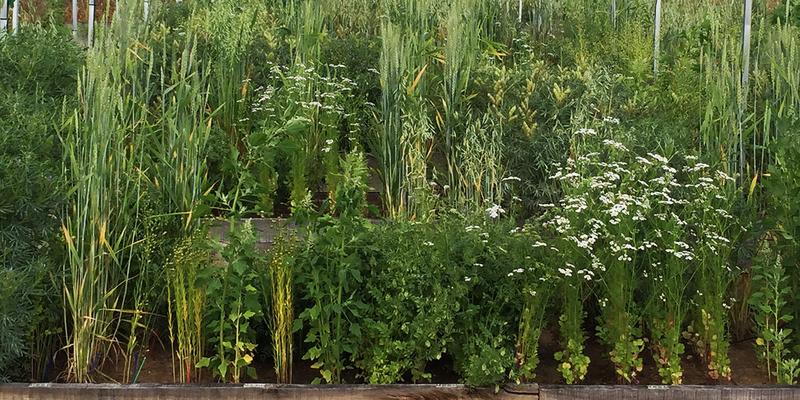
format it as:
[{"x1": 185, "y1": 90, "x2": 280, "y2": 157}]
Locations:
[
  {"x1": 218, "y1": 362, "x2": 228, "y2": 379},
  {"x1": 196, "y1": 357, "x2": 211, "y2": 368},
  {"x1": 350, "y1": 324, "x2": 361, "y2": 337},
  {"x1": 321, "y1": 369, "x2": 333, "y2": 383}
]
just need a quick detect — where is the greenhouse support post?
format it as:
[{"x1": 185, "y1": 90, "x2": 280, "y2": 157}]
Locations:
[
  {"x1": 144, "y1": 0, "x2": 149, "y2": 21},
  {"x1": 736, "y1": 0, "x2": 753, "y2": 181},
  {"x1": 518, "y1": 0, "x2": 522, "y2": 22},
  {"x1": 11, "y1": 0, "x2": 19, "y2": 35},
  {"x1": 741, "y1": 0, "x2": 752, "y2": 92},
  {"x1": 71, "y1": 0, "x2": 77, "y2": 37},
  {"x1": 653, "y1": 0, "x2": 662, "y2": 76},
  {"x1": 88, "y1": 0, "x2": 95, "y2": 45},
  {"x1": 611, "y1": 0, "x2": 617, "y2": 28},
  {"x1": 0, "y1": 0, "x2": 8, "y2": 37}
]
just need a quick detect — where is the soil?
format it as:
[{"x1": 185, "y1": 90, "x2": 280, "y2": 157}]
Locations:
[
  {"x1": 535, "y1": 327, "x2": 769, "y2": 385},
  {"x1": 92, "y1": 329, "x2": 768, "y2": 385}
]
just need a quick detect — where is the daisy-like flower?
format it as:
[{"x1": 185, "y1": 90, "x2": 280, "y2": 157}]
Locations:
[{"x1": 486, "y1": 204, "x2": 506, "y2": 219}]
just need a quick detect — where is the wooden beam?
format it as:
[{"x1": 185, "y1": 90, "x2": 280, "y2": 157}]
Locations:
[
  {"x1": 0, "y1": 383, "x2": 539, "y2": 400},
  {"x1": 3, "y1": 383, "x2": 800, "y2": 400},
  {"x1": 539, "y1": 385, "x2": 800, "y2": 400}
]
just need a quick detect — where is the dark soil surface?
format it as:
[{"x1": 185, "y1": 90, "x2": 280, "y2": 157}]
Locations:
[
  {"x1": 534, "y1": 327, "x2": 769, "y2": 385},
  {"x1": 94, "y1": 329, "x2": 768, "y2": 385}
]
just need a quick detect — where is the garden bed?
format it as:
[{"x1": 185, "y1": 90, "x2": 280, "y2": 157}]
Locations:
[
  {"x1": 3, "y1": 0, "x2": 800, "y2": 392},
  {"x1": 83, "y1": 335, "x2": 768, "y2": 386}
]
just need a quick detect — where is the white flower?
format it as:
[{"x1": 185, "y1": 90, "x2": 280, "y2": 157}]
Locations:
[
  {"x1": 577, "y1": 128, "x2": 597, "y2": 136},
  {"x1": 602, "y1": 139, "x2": 628, "y2": 151},
  {"x1": 603, "y1": 116, "x2": 620, "y2": 124},
  {"x1": 486, "y1": 204, "x2": 506, "y2": 219},
  {"x1": 464, "y1": 277, "x2": 472, "y2": 282},
  {"x1": 716, "y1": 171, "x2": 735, "y2": 182},
  {"x1": 423, "y1": 241, "x2": 434, "y2": 246},
  {"x1": 648, "y1": 152, "x2": 669, "y2": 164}
]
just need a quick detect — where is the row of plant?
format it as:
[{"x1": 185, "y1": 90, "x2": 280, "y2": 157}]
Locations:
[{"x1": 1, "y1": 0, "x2": 799, "y2": 388}]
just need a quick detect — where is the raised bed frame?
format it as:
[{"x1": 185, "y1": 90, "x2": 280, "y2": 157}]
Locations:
[{"x1": 1, "y1": 384, "x2": 799, "y2": 400}]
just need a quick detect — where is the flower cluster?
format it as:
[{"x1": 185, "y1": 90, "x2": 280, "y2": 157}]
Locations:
[{"x1": 538, "y1": 126, "x2": 741, "y2": 384}]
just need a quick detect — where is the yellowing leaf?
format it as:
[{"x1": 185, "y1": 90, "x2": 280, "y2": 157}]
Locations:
[{"x1": 747, "y1": 173, "x2": 759, "y2": 200}]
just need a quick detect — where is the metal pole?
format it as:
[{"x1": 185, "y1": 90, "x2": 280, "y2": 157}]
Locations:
[
  {"x1": 71, "y1": 0, "x2": 77, "y2": 37},
  {"x1": 0, "y1": 0, "x2": 8, "y2": 38},
  {"x1": 11, "y1": 0, "x2": 19, "y2": 35},
  {"x1": 653, "y1": 0, "x2": 662, "y2": 76},
  {"x1": 611, "y1": 0, "x2": 617, "y2": 28},
  {"x1": 738, "y1": 0, "x2": 753, "y2": 181},
  {"x1": 144, "y1": 0, "x2": 149, "y2": 21},
  {"x1": 518, "y1": 0, "x2": 522, "y2": 22},
  {"x1": 87, "y1": 0, "x2": 94, "y2": 45},
  {"x1": 741, "y1": 0, "x2": 752, "y2": 92}
]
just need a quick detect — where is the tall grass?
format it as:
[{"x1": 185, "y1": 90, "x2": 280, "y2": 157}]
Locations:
[
  {"x1": 456, "y1": 116, "x2": 506, "y2": 209},
  {"x1": 167, "y1": 232, "x2": 208, "y2": 383},
  {"x1": 442, "y1": 0, "x2": 480, "y2": 199},
  {"x1": 378, "y1": 21, "x2": 410, "y2": 218},
  {"x1": 153, "y1": 29, "x2": 215, "y2": 384},
  {"x1": 262, "y1": 233, "x2": 297, "y2": 384},
  {"x1": 294, "y1": 0, "x2": 324, "y2": 66},
  {"x1": 61, "y1": 0, "x2": 150, "y2": 382},
  {"x1": 377, "y1": 0, "x2": 436, "y2": 219}
]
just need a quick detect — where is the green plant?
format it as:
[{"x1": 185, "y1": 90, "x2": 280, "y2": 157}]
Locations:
[
  {"x1": 167, "y1": 231, "x2": 210, "y2": 384},
  {"x1": 375, "y1": 0, "x2": 436, "y2": 219},
  {"x1": 261, "y1": 232, "x2": 298, "y2": 384},
  {"x1": 0, "y1": 24, "x2": 80, "y2": 382},
  {"x1": 297, "y1": 150, "x2": 371, "y2": 384},
  {"x1": 247, "y1": 63, "x2": 357, "y2": 215},
  {"x1": 442, "y1": 0, "x2": 480, "y2": 196},
  {"x1": 750, "y1": 242, "x2": 799, "y2": 384},
  {"x1": 358, "y1": 221, "x2": 466, "y2": 383},
  {"x1": 554, "y1": 284, "x2": 590, "y2": 384},
  {"x1": 685, "y1": 168, "x2": 741, "y2": 381},
  {"x1": 450, "y1": 215, "x2": 543, "y2": 386},
  {"x1": 199, "y1": 220, "x2": 262, "y2": 383},
  {"x1": 149, "y1": 25, "x2": 214, "y2": 384},
  {"x1": 61, "y1": 0, "x2": 151, "y2": 380},
  {"x1": 0, "y1": 266, "x2": 34, "y2": 382},
  {"x1": 512, "y1": 229, "x2": 555, "y2": 383}
]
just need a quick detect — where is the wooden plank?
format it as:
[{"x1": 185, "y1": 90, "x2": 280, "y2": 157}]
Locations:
[
  {"x1": 721, "y1": 386, "x2": 800, "y2": 400},
  {"x1": 539, "y1": 385, "x2": 800, "y2": 400},
  {"x1": 0, "y1": 383, "x2": 539, "y2": 400},
  {"x1": 4, "y1": 383, "x2": 800, "y2": 400}
]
